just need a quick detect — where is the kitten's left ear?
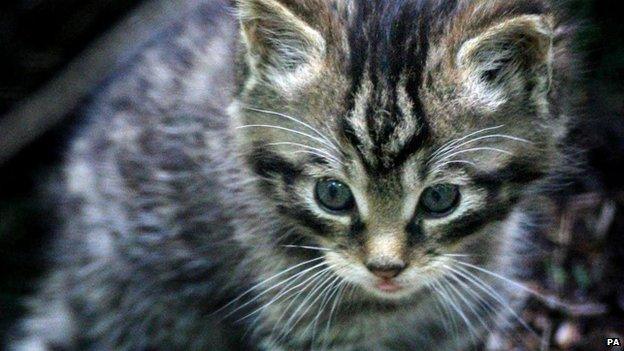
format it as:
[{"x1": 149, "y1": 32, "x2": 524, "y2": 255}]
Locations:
[{"x1": 457, "y1": 15, "x2": 554, "y2": 103}]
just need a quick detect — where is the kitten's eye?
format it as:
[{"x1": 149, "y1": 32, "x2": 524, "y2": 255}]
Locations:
[
  {"x1": 315, "y1": 179, "x2": 354, "y2": 213},
  {"x1": 420, "y1": 184, "x2": 460, "y2": 217}
]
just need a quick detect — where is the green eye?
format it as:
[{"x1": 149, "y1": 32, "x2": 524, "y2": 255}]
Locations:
[
  {"x1": 315, "y1": 179, "x2": 354, "y2": 213},
  {"x1": 420, "y1": 184, "x2": 460, "y2": 217}
]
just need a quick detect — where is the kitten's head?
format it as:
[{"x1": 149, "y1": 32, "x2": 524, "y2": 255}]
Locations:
[{"x1": 233, "y1": 0, "x2": 568, "y2": 300}]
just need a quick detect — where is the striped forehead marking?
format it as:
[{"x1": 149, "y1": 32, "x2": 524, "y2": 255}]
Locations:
[
  {"x1": 340, "y1": 0, "x2": 459, "y2": 173},
  {"x1": 345, "y1": 75, "x2": 426, "y2": 168}
]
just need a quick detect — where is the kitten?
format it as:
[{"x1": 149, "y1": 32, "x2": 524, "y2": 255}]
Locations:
[{"x1": 8, "y1": 0, "x2": 579, "y2": 350}]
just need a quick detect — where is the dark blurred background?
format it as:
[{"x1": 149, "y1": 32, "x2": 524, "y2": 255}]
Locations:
[
  {"x1": 0, "y1": 0, "x2": 143, "y2": 337},
  {"x1": 0, "y1": 0, "x2": 623, "y2": 347}
]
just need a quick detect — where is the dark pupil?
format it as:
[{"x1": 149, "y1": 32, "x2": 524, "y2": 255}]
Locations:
[
  {"x1": 316, "y1": 180, "x2": 353, "y2": 211},
  {"x1": 423, "y1": 185, "x2": 459, "y2": 214},
  {"x1": 431, "y1": 191, "x2": 442, "y2": 203}
]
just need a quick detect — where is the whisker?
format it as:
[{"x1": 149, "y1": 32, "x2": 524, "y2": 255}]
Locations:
[
  {"x1": 299, "y1": 276, "x2": 343, "y2": 347},
  {"x1": 282, "y1": 245, "x2": 333, "y2": 252},
  {"x1": 271, "y1": 266, "x2": 333, "y2": 340},
  {"x1": 320, "y1": 280, "x2": 347, "y2": 351},
  {"x1": 237, "y1": 124, "x2": 340, "y2": 153},
  {"x1": 243, "y1": 106, "x2": 339, "y2": 147},
  {"x1": 457, "y1": 133, "x2": 532, "y2": 146},
  {"x1": 444, "y1": 280, "x2": 482, "y2": 344},
  {"x1": 292, "y1": 150, "x2": 343, "y2": 165},
  {"x1": 267, "y1": 142, "x2": 342, "y2": 164},
  {"x1": 429, "y1": 160, "x2": 478, "y2": 176},
  {"x1": 430, "y1": 280, "x2": 461, "y2": 344},
  {"x1": 431, "y1": 276, "x2": 480, "y2": 342},
  {"x1": 444, "y1": 270, "x2": 495, "y2": 331},
  {"x1": 435, "y1": 160, "x2": 478, "y2": 168},
  {"x1": 441, "y1": 278, "x2": 490, "y2": 348},
  {"x1": 237, "y1": 264, "x2": 335, "y2": 323},
  {"x1": 432, "y1": 147, "x2": 513, "y2": 166},
  {"x1": 424, "y1": 279, "x2": 454, "y2": 339},
  {"x1": 270, "y1": 268, "x2": 336, "y2": 340},
  {"x1": 225, "y1": 260, "x2": 328, "y2": 320},
  {"x1": 276, "y1": 272, "x2": 342, "y2": 342},
  {"x1": 431, "y1": 284, "x2": 472, "y2": 349},
  {"x1": 444, "y1": 269, "x2": 529, "y2": 346},
  {"x1": 445, "y1": 268, "x2": 499, "y2": 318},
  {"x1": 449, "y1": 258, "x2": 552, "y2": 304},
  {"x1": 443, "y1": 262, "x2": 537, "y2": 337},
  {"x1": 432, "y1": 133, "x2": 532, "y2": 164},
  {"x1": 214, "y1": 256, "x2": 324, "y2": 316},
  {"x1": 429, "y1": 125, "x2": 505, "y2": 160},
  {"x1": 457, "y1": 266, "x2": 539, "y2": 344},
  {"x1": 306, "y1": 279, "x2": 341, "y2": 346}
]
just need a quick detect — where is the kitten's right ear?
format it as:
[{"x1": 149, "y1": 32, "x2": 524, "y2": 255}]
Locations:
[
  {"x1": 237, "y1": 0, "x2": 326, "y2": 91},
  {"x1": 456, "y1": 14, "x2": 554, "y2": 109}
]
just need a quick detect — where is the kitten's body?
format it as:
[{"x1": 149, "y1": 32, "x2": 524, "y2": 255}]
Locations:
[{"x1": 8, "y1": 0, "x2": 578, "y2": 350}]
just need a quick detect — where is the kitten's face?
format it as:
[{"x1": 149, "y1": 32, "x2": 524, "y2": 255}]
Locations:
[{"x1": 235, "y1": 0, "x2": 563, "y2": 301}]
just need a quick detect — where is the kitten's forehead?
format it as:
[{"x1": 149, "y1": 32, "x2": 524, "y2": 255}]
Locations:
[
  {"x1": 343, "y1": 72, "x2": 428, "y2": 173},
  {"x1": 339, "y1": 0, "x2": 457, "y2": 172}
]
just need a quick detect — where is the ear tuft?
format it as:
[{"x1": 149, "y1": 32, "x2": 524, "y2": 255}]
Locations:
[{"x1": 237, "y1": 0, "x2": 326, "y2": 90}]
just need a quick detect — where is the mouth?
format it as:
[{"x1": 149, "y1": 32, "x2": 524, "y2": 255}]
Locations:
[{"x1": 376, "y1": 279, "x2": 403, "y2": 293}]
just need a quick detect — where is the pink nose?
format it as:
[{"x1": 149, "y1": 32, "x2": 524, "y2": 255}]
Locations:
[{"x1": 366, "y1": 262, "x2": 406, "y2": 279}]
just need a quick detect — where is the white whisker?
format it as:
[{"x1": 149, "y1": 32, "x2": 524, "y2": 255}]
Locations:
[
  {"x1": 237, "y1": 264, "x2": 335, "y2": 323},
  {"x1": 429, "y1": 125, "x2": 505, "y2": 160},
  {"x1": 269, "y1": 268, "x2": 334, "y2": 339},
  {"x1": 237, "y1": 124, "x2": 340, "y2": 153},
  {"x1": 226, "y1": 260, "x2": 327, "y2": 320},
  {"x1": 447, "y1": 267, "x2": 496, "y2": 331},
  {"x1": 300, "y1": 276, "x2": 343, "y2": 347},
  {"x1": 267, "y1": 142, "x2": 342, "y2": 164},
  {"x1": 441, "y1": 283, "x2": 488, "y2": 348},
  {"x1": 292, "y1": 150, "x2": 343, "y2": 165},
  {"x1": 424, "y1": 280, "x2": 455, "y2": 339},
  {"x1": 282, "y1": 245, "x2": 333, "y2": 252},
  {"x1": 449, "y1": 258, "x2": 549, "y2": 302},
  {"x1": 243, "y1": 106, "x2": 338, "y2": 147},
  {"x1": 320, "y1": 280, "x2": 347, "y2": 351},
  {"x1": 214, "y1": 256, "x2": 324, "y2": 316},
  {"x1": 306, "y1": 280, "x2": 341, "y2": 346},
  {"x1": 432, "y1": 133, "x2": 531, "y2": 164},
  {"x1": 429, "y1": 160, "x2": 478, "y2": 175},
  {"x1": 432, "y1": 276, "x2": 480, "y2": 342},
  {"x1": 445, "y1": 268, "x2": 499, "y2": 318},
  {"x1": 443, "y1": 261, "x2": 536, "y2": 336},
  {"x1": 277, "y1": 272, "x2": 342, "y2": 342},
  {"x1": 433, "y1": 146, "x2": 513, "y2": 166},
  {"x1": 436, "y1": 160, "x2": 478, "y2": 168}
]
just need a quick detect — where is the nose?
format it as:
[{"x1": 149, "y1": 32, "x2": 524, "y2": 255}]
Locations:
[{"x1": 366, "y1": 260, "x2": 406, "y2": 279}]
